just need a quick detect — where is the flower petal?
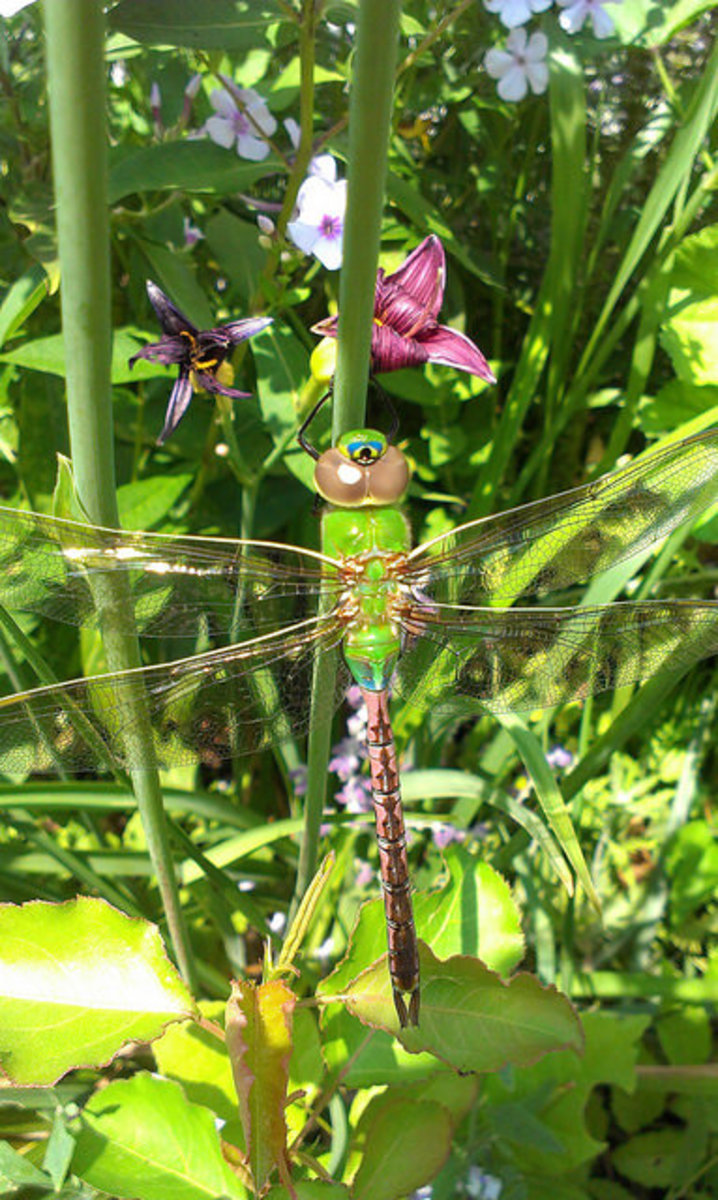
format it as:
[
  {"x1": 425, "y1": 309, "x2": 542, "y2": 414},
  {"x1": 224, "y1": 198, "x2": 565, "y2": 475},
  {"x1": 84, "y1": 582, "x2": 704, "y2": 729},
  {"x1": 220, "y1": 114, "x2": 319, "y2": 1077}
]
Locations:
[
  {"x1": 309, "y1": 154, "x2": 338, "y2": 183},
  {"x1": 526, "y1": 60, "x2": 549, "y2": 94},
  {"x1": 286, "y1": 219, "x2": 320, "y2": 257},
  {"x1": 209, "y1": 88, "x2": 237, "y2": 118},
  {"x1": 157, "y1": 373, "x2": 193, "y2": 444},
  {"x1": 313, "y1": 233, "x2": 344, "y2": 271},
  {"x1": 235, "y1": 133, "x2": 271, "y2": 161},
  {"x1": 384, "y1": 235, "x2": 445, "y2": 318},
  {"x1": 589, "y1": 5, "x2": 616, "y2": 37},
  {"x1": 193, "y1": 371, "x2": 251, "y2": 399},
  {"x1": 498, "y1": 64, "x2": 530, "y2": 102},
  {"x1": 205, "y1": 114, "x2": 236, "y2": 149},
  {"x1": 146, "y1": 281, "x2": 196, "y2": 336},
  {"x1": 421, "y1": 324, "x2": 496, "y2": 381},
  {"x1": 525, "y1": 30, "x2": 549, "y2": 59},
  {"x1": 221, "y1": 316, "x2": 273, "y2": 343},
  {"x1": 371, "y1": 323, "x2": 430, "y2": 372},
  {"x1": 484, "y1": 47, "x2": 515, "y2": 78}
]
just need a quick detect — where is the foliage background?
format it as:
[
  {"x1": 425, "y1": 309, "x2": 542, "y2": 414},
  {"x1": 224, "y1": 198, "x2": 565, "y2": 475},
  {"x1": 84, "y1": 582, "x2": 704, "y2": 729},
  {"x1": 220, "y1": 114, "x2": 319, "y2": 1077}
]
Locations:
[{"x1": 0, "y1": 1, "x2": 717, "y2": 1198}]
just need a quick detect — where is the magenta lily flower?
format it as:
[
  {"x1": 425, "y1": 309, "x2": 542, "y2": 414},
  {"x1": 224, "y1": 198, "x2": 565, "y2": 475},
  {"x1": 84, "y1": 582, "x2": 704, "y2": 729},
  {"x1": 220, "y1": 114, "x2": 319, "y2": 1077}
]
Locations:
[
  {"x1": 129, "y1": 281, "x2": 272, "y2": 444},
  {"x1": 312, "y1": 235, "x2": 495, "y2": 381}
]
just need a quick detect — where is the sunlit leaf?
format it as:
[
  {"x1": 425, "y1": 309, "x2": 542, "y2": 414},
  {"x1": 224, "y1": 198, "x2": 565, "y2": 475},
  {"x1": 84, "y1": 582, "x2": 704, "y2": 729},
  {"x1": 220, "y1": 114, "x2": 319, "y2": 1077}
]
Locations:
[
  {"x1": 0, "y1": 898, "x2": 196, "y2": 1085},
  {"x1": 71, "y1": 1073, "x2": 249, "y2": 1200},
  {"x1": 225, "y1": 979, "x2": 295, "y2": 1192}
]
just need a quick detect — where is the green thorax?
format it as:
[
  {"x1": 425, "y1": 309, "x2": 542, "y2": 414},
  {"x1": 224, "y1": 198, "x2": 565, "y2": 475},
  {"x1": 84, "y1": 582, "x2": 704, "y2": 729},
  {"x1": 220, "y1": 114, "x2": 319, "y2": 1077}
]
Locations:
[{"x1": 322, "y1": 503, "x2": 411, "y2": 692}]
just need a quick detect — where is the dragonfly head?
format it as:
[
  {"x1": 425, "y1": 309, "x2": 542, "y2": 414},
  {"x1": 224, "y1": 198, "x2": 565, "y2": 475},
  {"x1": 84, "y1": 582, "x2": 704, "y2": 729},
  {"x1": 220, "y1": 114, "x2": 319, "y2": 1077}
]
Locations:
[{"x1": 314, "y1": 428, "x2": 410, "y2": 507}]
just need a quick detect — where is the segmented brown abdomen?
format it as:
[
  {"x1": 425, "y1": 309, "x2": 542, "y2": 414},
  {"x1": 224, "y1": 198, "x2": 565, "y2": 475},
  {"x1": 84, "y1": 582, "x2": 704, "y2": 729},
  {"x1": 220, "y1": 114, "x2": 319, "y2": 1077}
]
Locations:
[{"x1": 361, "y1": 686, "x2": 420, "y2": 1027}]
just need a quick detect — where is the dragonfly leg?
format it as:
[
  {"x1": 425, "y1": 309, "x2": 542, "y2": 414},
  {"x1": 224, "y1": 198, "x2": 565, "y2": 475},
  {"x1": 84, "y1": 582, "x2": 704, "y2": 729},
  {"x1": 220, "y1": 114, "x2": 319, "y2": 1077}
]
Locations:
[{"x1": 361, "y1": 686, "x2": 420, "y2": 1027}]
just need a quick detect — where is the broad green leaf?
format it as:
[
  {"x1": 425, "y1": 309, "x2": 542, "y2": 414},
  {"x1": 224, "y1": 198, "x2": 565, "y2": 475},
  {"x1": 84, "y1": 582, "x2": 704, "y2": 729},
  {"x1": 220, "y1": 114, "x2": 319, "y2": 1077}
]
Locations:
[
  {"x1": 483, "y1": 1011, "x2": 650, "y2": 1174},
  {"x1": 254, "y1": 324, "x2": 312, "y2": 488},
  {"x1": 0, "y1": 264, "x2": 51, "y2": 350},
  {"x1": 225, "y1": 979, "x2": 295, "y2": 1192},
  {"x1": 153, "y1": 1002, "x2": 239, "y2": 1126},
  {"x1": 0, "y1": 327, "x2": 167, "y2": 383},
  {"x1": 109, "y1": 0, "x2": 284, "y2": 48},
  {"x1": 344, "y1": 945, "x2": 583, "y2": 1072},
  {"x1": 109, "y1": 142, "x2": 285, "y2": 204},
  {"x1": 352, "y1": 1098, "x2": 452, "y2": 1200},
  {"x1": 205, "y1": 210, "x2": 265, "y2": 308},
  {"x1": 71, "y1": 1073, "x2": 248, "y2": 1200},
  {"x1": 116, "y1": 473, "x2": 193, "y2": 531},
  {"x1": 611, "y1": 0, "x2": 717, "y2": 45},
  {"x1": 0, "y1": 898, "x2": 196, "y2": 1085},
  {"x1": 656, "y1": 1006, "x2": 712, "y2": 1066},
  {"x1": 413, "y1": 847, "x2": 524, "y2": 974},
  {"x1": 132, "y1": 240, "x2": 215, "y2": 329},
  {"x1": 612, "y1": 1129, "x2": 688, "y2": 1188}
]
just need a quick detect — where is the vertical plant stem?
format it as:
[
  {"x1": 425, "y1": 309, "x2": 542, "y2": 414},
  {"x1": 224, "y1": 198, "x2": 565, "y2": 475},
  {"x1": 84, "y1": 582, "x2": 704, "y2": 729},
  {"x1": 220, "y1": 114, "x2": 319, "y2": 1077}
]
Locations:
[
  {"x1": 43, "y1": 0, "x2": 196, "y2": 990},
  {"x1": 290, "y1": 0, "x2": 403, "y2": 922},
  {"x1": 332, "y1": 0, "x2": 403, "y2": 438}
]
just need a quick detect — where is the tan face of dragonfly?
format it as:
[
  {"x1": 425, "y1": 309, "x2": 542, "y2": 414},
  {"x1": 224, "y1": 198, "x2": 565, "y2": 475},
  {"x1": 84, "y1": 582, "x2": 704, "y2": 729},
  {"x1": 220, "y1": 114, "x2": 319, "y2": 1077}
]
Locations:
[{"x1": 313, "y1": 428, "x2": 411, "y2": 508}]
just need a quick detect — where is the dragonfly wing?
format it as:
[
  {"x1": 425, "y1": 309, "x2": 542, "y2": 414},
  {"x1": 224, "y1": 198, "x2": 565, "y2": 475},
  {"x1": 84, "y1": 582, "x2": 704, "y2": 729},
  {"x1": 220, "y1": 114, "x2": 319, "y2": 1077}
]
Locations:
[
  {"x1": 404, "y1": 429, "x2": 718, "y2": 606},
  {"x1": 396, "y1": 600, "x2": 718, "y2": 713},
  {"x1": 0, "y1": 505, "x2": 344, "y2": 640},
  {"x1": 0, "y1": 617, "x2": 350, "y2": 774}
]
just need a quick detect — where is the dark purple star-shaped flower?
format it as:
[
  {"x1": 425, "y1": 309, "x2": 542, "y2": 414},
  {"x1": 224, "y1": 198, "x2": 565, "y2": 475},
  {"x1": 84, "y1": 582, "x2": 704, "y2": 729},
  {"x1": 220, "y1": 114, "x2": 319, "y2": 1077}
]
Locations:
[
  {"x1": 129, "y1": 281, "x2": 272, "y2": 443},
  {"x1": 312, "y1": 235, "x2": 495, "y2": 381}
]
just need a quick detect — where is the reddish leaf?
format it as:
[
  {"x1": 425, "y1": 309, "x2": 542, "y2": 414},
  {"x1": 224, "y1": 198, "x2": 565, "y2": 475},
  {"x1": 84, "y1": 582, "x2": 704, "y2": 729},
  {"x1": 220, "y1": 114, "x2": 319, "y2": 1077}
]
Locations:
[{"x1": 225, "y1": 979, "x2": 295, "y2": 1191}]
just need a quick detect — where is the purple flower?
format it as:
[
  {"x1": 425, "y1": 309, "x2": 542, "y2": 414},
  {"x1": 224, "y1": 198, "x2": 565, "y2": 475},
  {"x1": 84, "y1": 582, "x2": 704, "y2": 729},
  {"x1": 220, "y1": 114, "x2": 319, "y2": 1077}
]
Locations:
[
  {"x1": 290, "y1": 765, "x2": 308, "y2": 797},
  {"x1": 431, "y1": 822, "x2": 467, "y2": 850},
  {"x1": 546, "y1": 745, "x2": 574, "y2": 770},
  {"x1": 329, "y1": 736, "x2": 364, "y2": 782},
  {"x1": 312, "y1": 235, "x2": 495, "y2": 380},
  {"x1": 335, "y1": 776, "x2": 373, "y2": 814},
  {"x1": 129, "y1": 281, "x2": 272, "y2": 443}
]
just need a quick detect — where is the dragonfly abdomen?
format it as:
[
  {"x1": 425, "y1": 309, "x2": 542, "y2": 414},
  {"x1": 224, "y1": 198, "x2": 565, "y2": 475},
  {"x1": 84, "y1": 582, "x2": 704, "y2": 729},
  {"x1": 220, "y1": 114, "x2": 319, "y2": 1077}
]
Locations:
[{"x1": 362, "y1": 686, "x2": 420, "y2": 1027}]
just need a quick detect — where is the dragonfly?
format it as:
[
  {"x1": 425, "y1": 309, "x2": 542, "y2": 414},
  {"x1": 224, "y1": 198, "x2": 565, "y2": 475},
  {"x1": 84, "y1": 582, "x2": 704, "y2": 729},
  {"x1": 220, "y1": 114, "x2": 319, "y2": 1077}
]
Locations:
[{"x1": 0, "y1": 422, "x2": 718, "y2": 1025}]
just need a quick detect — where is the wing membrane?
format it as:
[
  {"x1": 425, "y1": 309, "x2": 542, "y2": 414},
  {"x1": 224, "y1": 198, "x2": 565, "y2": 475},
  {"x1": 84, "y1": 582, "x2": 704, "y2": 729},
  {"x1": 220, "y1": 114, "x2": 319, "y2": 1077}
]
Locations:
[
  {"x1": 0, "y1": 506, "x2": 344, "y2": 641},
  {"x1": 0, "y1": 615, "x2": 349, "y2": 773},
  {"x1": 397, "y1": 600, "x2": 718, "y2": 713},
  {"x1": 405, "y1": 430, "x2": 718, "y2": 606}
]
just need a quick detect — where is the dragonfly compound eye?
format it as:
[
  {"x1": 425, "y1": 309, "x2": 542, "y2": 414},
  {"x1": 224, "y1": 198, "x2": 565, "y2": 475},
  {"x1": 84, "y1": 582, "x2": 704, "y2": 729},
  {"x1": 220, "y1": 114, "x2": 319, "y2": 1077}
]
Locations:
[{"x1": 314, "y1": 431, "x2": 411, "y2": 506}]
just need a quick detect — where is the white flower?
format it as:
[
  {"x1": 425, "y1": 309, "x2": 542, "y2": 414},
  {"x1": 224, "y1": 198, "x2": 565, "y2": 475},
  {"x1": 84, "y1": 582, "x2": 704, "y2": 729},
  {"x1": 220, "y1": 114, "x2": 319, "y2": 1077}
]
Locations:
[
  {"x1": 484, "y1": 29, "x2": 549, "y2": 101},
  {"x1": 284, "y1": 117, "x2": 301, "y2": 148},
  {"x1": 483, "y1": 0, "x2": 552, "y2": 28},
  {"x1": 183, "y1": 217, "x2": 203, "y2": 246},
  {"x1": 287, "y1": 162, "x2": 347, "y2": 271},
  {"x1": 0, "y1": 0, "x2": 36, "y2": 14},
  {"x1": 204, "y1": 87, "x2": 276, "y2": 161},
  {"x1": 557, "y1": 0, "x2": 621, "y2": 37}
]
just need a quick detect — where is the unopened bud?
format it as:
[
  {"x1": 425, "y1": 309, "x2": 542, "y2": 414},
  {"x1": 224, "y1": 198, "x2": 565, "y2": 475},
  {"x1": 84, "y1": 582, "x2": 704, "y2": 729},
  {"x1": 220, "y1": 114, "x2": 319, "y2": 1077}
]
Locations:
[{"x1": 310, "y1": 337, "x2": 337, "y2": 385}]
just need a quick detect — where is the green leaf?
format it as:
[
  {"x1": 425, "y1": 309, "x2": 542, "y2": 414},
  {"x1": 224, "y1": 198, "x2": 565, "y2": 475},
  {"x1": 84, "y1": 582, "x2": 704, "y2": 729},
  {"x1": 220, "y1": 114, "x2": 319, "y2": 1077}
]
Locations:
[
  {"x1": 413, "y1": 846, "x2": 525, "y2": 974},
  {"x1": 496, "y1": 712, "x2": 599, "y2": 909},
  {"x1": 153, "y1": 1002, "x2": 240, "y2": 1126},
  {"x1": 266, "y1": 1186, "x2": 350, "y2": 1200},
  {"x1": 109, "y1": 142, "x2": 285, "y2": 204},
  {"x1": 0, "y1": 264, "x2": 51, "y2": 350},
  {"x1": 108, "y1": 0, "x2": 284, "y2": 49},
  {"x1": 225, "y1": 979, "x2": 295, "y2": 1192},
  {"x1": 0, "y1": 898, "x2": 196, "y2": 1085},
  {"x1": 205, "y1": 210, "x2": 266, "y2": 308},
  {"x1": 344, "y1": 945, "x2": 583, "y2": 1072},
  {"x1": 0, "y1": 1142, "x2": 53, "y2": 1191},
  {"x1": 71, "y1": 1073, "x2": 249, "y2": 1199},
  {"x1": 116, "y1": 474, "x2": 193, "y2": 531},
  {"x1": 612, "y1": 1129, "x2": 688, "y2": 1188},
  {"x1": 254, "y1": 324, "x2": 312, "y2": 487},
  {"x1": 0, "y1": 327, "x2": 168, "y2": 383},
  {"x1": 352, "y1": 1097, "x2": 452, "y2": 1200}
]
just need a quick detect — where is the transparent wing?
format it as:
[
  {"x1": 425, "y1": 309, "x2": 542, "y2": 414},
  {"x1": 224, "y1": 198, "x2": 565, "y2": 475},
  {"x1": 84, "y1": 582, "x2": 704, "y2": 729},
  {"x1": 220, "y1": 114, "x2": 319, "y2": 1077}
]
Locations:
[
  {"x1": 0, "y1": 615, "x2": 351, "y2": 774},
  {"x1": 0, "y1": 505, "x2": 345, "y2": 641},
  {"x1": 396, "y1": 600, "x2": 718, "y2": 713},
  {"x1": 403, "y1": 430, "x2": 718, "y2": 605}
]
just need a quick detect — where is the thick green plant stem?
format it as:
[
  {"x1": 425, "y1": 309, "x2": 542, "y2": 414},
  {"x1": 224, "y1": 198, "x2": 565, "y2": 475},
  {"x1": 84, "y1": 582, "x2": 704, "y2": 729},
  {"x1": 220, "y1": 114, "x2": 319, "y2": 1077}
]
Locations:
[
  {"x1": 291, "y1": 0, "x2": 403, "y2": 922},
  {"x1": 331, "y1": 0, "x2": 403, "y2": 438},
  {"x1": 43, "y1": 0, "x2": 196, "y2": 991}
]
